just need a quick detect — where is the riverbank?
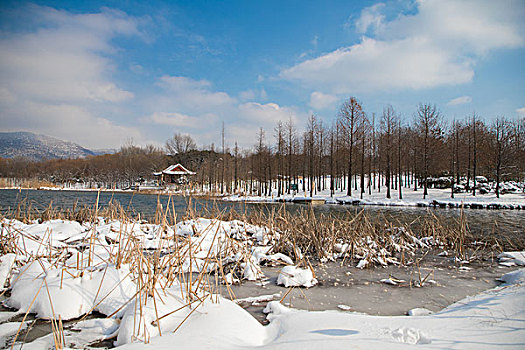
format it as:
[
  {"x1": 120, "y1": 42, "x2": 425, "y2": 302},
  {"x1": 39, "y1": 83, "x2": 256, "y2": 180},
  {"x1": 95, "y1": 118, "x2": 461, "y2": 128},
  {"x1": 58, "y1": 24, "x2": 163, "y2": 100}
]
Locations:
[
  {"x1": 224, "y1": 187, "x2": 525, "y2": 210},
  {"x1": 2, "y1": 184, "x2": 524, "y2": 211}
]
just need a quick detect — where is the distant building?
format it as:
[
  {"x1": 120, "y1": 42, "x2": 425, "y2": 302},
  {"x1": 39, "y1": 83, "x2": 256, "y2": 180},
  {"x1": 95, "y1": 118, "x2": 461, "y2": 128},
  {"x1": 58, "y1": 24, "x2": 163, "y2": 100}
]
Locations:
[{"x1": 154, "y1": 163, "x2": 196, "y2": 185}]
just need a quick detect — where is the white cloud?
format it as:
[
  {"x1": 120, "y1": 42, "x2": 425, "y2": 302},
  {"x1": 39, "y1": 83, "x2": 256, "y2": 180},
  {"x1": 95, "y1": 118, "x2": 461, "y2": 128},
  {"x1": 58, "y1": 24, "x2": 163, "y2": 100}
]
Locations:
[
  {"x1": 0, "y1": 5, "x2": 143, "y2": 148},
  {"x1": 238, "y1": 102, "x2": 298, "y2": 125},
  {"x1": 148, "y1": 112, "x2": 199, "y2": 127},
  {"x1": 155, "y1": 76, "x2": 236, "y2": 113},
  {"x1": 309, "y1": 91, "x2": 338, "y2": 110},
  {"x1": 379, "y1": 0, "x2": 525, "y2": 54},
  {"x1": 283, "y1": 37, "x2": 473, "y2": 93},
  {"x1": 517, "y1": 107, "x2": 525, "y2": 116},
  {"x1": 0, "y1": 88, "x2": 17, "y2": 105},
  {"x1": 447, "y1": 96, "x2": 472, "y2": 106},
  {"x1": 0, "y1": 6, "x2": 138, "y2": 104},
  {"x1": 145, "y1": 76, "x2": 304, "y2": 148},
  {"x1": 147, "y1": 112, "x2": 217, "y2": 128},
  {"x1": 355, "y1": 3, "x2": 385, "y2": 33},
  {"x1": 281, "y1": 0, "x2": 525, "y2": 93}
]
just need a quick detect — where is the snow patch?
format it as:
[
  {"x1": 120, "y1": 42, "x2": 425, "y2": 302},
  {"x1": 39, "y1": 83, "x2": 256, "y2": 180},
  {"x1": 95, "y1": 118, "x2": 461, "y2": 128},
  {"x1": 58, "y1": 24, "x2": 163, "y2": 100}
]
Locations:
[
  {"x1": 407, "y1": 308, "x2": 433, "y2": 316},
  {"x1": 390, "y1": 327, "x2": 432, "y2": 344},
  {"x1": 277, "y1": 265, "x2": 317, "y2": 288},
  {"x1": 498, "y1": 251, "x2": 525, "y2": 267}
]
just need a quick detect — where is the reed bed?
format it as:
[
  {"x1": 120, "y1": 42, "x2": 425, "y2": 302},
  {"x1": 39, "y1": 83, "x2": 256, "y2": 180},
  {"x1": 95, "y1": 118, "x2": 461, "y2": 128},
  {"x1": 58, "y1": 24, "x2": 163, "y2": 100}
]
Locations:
[
  {"x1": 0, "y1": 178, "x2": 57, "y2": 189},
  {"x1": 2, "y1": 196, "x2": 518, "y2": 260},
  {"x1": 1, "y1": 195, "x2": 279, "y2": 346},
  {"x1": 181, "y1": 201, "x2": 516, "y2": 261}
]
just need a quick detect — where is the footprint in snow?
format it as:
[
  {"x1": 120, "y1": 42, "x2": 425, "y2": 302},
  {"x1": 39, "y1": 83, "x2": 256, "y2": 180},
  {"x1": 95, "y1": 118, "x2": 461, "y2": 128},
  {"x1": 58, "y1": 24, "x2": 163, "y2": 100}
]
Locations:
[{"x1": 391, "y1": 327, "x2": 431, "y2": 344}]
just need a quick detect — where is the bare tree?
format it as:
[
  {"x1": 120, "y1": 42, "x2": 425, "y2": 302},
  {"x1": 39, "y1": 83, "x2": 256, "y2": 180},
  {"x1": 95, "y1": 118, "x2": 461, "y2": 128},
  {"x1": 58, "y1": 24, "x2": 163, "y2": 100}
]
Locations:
[
  {"x1": 381, "y1": 105, "x2": 397, "y2": 199},
  {"x1": 492, "y1": 117, "x2": 512, "y2": 198},
  {"x1": 450, "y1": 120, "x2": 460, "y2": 198},
  {"x1": 339, "y1": 97, "x2": 364, "y2": 196},
  {"x1": 472, "y1": 113, "x2": 478, "y2": 196},
  {"x1": 166, "y1": 132, "x2": 197, "y2": 154},
  {"x1": 415, "y1": 104, "x2": 442, "y2": 199},
  {"x1": 255, "y1": 127, "x2": 266, "y2": 196},
  {"x1": 306, "y1": 115, "x2": 318, "y2": 197},
  {"x1": 359, "y1": 114, "x2": 369, "y2": 199},
  {"x1": 285, "y1": 116, "x2": 297, "y2": 194},
  {"x1": 220, "y1": 122, "x2": 225, "y2": 194},
  {"x1": 274, "y1": 121, "x2": 285, "y2": 197},
  {"x1": 513, "y1": 117, "x2": 525, "y2": 182},
  {"x1": 398, "y1": 119, "x2": 403, "y2": 200},
  {"x1": 234, "y1": 141, "x2": 239, "y2": 192}
]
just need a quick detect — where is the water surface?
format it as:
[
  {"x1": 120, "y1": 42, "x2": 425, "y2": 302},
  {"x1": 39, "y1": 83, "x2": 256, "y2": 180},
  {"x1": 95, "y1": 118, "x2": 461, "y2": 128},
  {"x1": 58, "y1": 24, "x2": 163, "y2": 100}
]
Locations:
[{"x1": 0, "y1": 189, "x2": 523, "y2": 240}]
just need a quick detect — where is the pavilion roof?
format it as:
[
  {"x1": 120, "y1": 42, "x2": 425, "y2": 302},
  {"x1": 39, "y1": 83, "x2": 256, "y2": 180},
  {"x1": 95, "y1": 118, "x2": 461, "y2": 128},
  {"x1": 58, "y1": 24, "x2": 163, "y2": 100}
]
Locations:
[{"x1": 153, "y1": 163, "x2": 196, "y2": 176}]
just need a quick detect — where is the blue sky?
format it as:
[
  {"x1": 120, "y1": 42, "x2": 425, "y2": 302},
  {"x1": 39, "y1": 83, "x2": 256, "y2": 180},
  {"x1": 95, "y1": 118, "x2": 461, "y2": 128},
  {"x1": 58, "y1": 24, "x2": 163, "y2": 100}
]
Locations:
[{"x1": 1, "y1": 0, "x2": 524, "y2": 149}]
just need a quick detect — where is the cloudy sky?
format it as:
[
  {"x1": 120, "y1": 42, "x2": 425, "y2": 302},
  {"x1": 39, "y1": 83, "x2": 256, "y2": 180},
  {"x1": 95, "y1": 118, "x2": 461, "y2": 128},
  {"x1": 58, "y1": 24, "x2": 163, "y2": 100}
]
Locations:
[{"x1": 1, "y1": 0, "x2": 524, "y2": 149}]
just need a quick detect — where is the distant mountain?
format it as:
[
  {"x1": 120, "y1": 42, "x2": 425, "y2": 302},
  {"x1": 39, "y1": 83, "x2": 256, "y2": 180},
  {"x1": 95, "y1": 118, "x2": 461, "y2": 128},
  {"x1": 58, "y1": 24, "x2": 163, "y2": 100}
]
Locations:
[{"x1": 0, "y1": 131, "x2": 95, "y2": 161}]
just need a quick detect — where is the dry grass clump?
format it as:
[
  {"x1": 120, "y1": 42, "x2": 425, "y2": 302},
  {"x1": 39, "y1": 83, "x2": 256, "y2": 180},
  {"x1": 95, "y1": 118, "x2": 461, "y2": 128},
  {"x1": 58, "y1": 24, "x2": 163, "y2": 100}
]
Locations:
[
  {"x1": 214, "y1": 204, "x2": 517, "y2": 264},
  {"x1": 215, "y1": 205, "x2": 473, "y2": 262},
  {"x1": 2, "y1": 196, "x2": 267, "y2": 346}
]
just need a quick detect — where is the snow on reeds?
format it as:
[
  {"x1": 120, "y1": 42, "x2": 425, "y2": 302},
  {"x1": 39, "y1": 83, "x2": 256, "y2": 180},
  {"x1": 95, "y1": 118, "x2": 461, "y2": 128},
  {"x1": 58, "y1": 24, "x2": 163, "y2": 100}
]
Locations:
[{"x1": 0, "y1": 198, "x2": 515, "y2": 347}]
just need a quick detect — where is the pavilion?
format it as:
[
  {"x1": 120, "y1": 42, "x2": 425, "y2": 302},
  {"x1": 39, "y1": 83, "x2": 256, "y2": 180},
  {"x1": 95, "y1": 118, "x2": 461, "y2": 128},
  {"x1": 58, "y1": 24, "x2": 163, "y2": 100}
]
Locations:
[{"x1": 153, "y1": 163, "x2": 196, "y2": 185}]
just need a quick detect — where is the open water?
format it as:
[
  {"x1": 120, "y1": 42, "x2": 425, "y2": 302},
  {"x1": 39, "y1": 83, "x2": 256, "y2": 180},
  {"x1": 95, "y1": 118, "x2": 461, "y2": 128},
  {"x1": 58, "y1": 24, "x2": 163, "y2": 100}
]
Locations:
[{"x1": 0, "y1": 189, "x2": 523, "y2": 241}]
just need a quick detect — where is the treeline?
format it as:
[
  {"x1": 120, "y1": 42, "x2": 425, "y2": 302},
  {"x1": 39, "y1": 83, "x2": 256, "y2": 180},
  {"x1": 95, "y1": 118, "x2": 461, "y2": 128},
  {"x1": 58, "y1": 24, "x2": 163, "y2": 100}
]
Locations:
[
  {"x1": 1, "y1": 98, "x2": 524, "y2": 198},
  {"x1": 231, "y1": 100, "x2": 524, "y2": 199},
  {"x1": 0, "y1": 145, "x2": 167, "y2": 189}
]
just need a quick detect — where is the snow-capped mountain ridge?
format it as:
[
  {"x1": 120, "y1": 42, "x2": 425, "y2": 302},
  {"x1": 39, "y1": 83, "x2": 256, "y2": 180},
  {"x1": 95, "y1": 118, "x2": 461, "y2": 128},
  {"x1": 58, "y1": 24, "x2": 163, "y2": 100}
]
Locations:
[{"x1": 0, "y1": 131, "x2": 96, "y2": 160}]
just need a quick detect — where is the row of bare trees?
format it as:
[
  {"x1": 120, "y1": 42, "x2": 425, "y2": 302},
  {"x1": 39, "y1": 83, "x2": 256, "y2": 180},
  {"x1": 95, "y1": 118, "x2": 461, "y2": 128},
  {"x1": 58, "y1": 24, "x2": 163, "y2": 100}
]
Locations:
[
  {"x1": 1, "y1": 98, "x2": 524, "y2": 198},
  {"x1": 208, "y1": 99, "x2": 524, "y2": 199}
]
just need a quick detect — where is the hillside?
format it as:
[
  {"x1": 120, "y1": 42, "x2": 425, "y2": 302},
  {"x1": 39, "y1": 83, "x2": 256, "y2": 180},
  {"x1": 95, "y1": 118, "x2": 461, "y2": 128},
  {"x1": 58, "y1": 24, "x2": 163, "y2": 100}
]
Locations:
[{"x1": 0, "y1": 131, "x2": 95, "y2": 161}]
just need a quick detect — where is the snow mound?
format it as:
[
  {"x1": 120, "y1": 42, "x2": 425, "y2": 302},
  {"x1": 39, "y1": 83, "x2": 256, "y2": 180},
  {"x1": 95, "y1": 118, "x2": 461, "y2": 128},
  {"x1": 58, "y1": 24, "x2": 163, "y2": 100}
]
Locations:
[
  {"x1": 337, "y1": 304, "x2": 352, "y2": 311},
  {"x1": 498, "y1": 251, "x2": 525, "y2": 266},
  {"x1": 277, "y1": 265, "x2": 317, "y2": 288},
  {"x1": 390, "y1": 327, "x2": 431, "y2": 344},
  {"x1": 407, "y1": 308, "x2": 433, "y2": 316},
  {"x1": 498, "y1": 269, "x2": 525, "y2": 285},
  {"x1": 7, "y1": 261, "x2": 135, "y2": 320},
  {"x1": 0, "y1": 254, "x2": 16, "y2": 290},
  {"x1": 116, "y1": 295, "x2": 267, "y2": 348}
]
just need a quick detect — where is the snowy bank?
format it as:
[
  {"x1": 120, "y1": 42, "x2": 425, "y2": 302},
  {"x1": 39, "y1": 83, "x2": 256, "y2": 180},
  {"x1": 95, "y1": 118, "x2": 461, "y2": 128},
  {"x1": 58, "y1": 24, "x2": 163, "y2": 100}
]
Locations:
[
  {"x1": 116, "y1": 269, "x2": 525, "y2": 349},
  {"x1": 224, "y1": 187, "x2": 525, "y2": 210}
]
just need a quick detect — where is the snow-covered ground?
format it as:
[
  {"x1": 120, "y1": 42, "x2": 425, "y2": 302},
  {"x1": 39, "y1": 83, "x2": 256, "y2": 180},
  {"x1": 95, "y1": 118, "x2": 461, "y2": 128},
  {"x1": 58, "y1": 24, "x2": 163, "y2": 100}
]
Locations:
[
  {"x1": 224, "y1": 186, "x2": 525, "y2": 209},
  {"x1": 0, "y1": 218, "x2": 524, "y2": 349},
  {"x1": 134, "y1": 269, "x2": 523, "y2": 349}
]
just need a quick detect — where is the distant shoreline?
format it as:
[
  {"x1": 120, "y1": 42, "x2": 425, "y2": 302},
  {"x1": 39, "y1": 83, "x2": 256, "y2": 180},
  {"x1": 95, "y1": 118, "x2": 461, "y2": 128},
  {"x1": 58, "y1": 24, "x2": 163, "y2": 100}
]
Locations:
[
  {"x1": 2, "y1": 186, "x2": 523, "y2": 210},
  {"x1": 0, "y1": 186, "x2": 211, "y2": 198}
]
